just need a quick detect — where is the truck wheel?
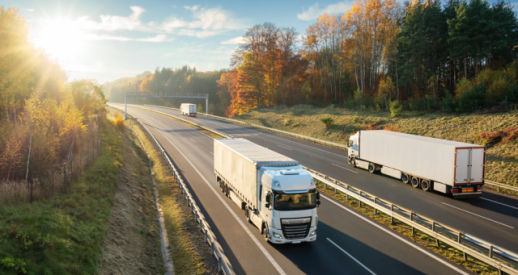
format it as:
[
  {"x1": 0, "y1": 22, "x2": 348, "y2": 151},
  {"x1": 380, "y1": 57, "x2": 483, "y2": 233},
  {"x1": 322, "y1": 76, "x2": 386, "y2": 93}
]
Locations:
[
  {"x1": 411, "y1": 177, "x2": 420, "y2": 188},
  {"x1": 368, "y1": 163, "x2": 376, "y2": 173},
  {"x1": 402, "y1": 174, "x2": 410, "y2": 184},
  {"x1": 263, "y1": 224, "x2": 270, "y2": 242},
  {"x1": 246, "y1": 208, "x2": 251, "y2": 223},
  {"x1": 421, "y1": 180, "x2": 432, "y2": 192}
]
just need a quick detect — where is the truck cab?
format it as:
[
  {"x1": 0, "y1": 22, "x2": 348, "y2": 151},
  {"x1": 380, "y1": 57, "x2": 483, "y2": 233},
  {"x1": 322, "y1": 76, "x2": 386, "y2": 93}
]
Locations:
[
  {"x1": 348, "y1": 132, "x2": 359, "y2": 158},
  {"x1": 254, "y1": 166, "x2": 319, "y2": 244}
]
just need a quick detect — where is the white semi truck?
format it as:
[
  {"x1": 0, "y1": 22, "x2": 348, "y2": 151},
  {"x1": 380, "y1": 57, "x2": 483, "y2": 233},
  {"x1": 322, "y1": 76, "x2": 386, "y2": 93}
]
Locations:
[
  {"x1": 180, "y1": 103, "x2": 197, "y2": 117},
  {"x1": 214, "y1": 138, "x2": 319, "y2": 244},
  {"x1": 348, "y1": 130, "x2": 485, "y2": 198}
]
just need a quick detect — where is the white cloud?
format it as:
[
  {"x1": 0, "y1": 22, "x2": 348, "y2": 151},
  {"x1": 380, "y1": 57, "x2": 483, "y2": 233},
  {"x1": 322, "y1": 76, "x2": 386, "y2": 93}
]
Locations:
[
  {"x1": 221, "y1": 36, "x2": 244, "y2": 44},
  {"x1": 89, "y1": 34, "x2": 173, "y2": 42},
  {"x1": 297, "y1": 1, "x2": 354, "y2": 21},
  {"x1": 24, "y1": 8, "x2": 35, "y2": 12}
]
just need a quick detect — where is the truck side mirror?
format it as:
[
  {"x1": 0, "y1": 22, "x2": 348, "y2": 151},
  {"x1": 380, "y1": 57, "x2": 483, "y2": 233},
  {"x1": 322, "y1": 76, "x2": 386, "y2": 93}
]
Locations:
[
  {"x1": 316, "y1": 191, "x2": 320, "y2": 200},
  {"x1": 265, "y1": 203, "x2": 270, "y2": 209},
  {"x1": 317, "y1": 201, "x2": 321, "y2": 207}
]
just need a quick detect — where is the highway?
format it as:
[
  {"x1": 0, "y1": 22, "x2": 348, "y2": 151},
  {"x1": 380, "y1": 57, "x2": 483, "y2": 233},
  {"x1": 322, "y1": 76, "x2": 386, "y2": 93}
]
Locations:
[
  {"x1": 124, "y1": 104, "x2": 518, "y2": 255},
  {"x1": 112, "y1": 104, "x2": 471, "y2": 275}
]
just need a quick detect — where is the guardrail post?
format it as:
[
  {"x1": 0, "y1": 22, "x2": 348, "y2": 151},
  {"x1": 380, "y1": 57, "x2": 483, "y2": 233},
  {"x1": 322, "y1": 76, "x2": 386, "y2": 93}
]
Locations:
[
  {"x1": 359, "y1": 191, "x2": 363, "y2": 208},
  {"x1": 211, "y1": 242, "x2": 214, "y2": 256},
  {"x1": 410, "y1": 212, "x2": 415, "y2": 235},
  {"x1": 457, "y1": 232, "x2": 462, "y2": 243},
  {"x1": 432, "y1": 222, "x2": 439, "y2": 247},
  {"x1": 489, "y1": 245, "x2": 493, "y2": 258},
  {"x1": 374, "y1": 198, "x2": 378, "y2": 215},
  {"x1": 205, "y1": 228, "x2": 208, "y2": 243},
  {"x1": 218, "y1": 257, "x2": 222, "y2": 272},
  {"x1": 390, "y1": 204, "x2": 394, "y2": 225}
]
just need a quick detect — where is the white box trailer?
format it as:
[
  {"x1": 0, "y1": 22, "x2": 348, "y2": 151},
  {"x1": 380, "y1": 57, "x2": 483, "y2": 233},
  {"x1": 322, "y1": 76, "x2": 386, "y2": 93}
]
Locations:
[
  {"x1": 180, "y1": 103, "x2": 197, "y2": 117},
  {"x1": 348, "y1": 130, "x2": 485, "y2": 198},
  {"x1": 214, "y1": 138, "x2": 319, "y2": 244}
]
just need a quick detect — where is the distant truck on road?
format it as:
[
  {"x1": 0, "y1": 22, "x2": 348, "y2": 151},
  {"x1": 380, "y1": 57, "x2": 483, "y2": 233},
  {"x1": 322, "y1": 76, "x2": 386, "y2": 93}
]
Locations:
[
  {"x1": 348, "y1": 130, "x2": 485, "y2": 198},
  {"x1": 180, "y1": 103, "x2": 197, "y2": 117},
  {"x1": 214, "y1": 138, "x2": 319, "y2": 244}
]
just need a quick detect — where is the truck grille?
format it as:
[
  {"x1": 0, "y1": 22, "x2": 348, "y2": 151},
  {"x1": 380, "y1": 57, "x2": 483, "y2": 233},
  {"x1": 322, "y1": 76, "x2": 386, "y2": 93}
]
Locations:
[{"x1": 281, "y1": 218, "x2": 311, "y2": 239}]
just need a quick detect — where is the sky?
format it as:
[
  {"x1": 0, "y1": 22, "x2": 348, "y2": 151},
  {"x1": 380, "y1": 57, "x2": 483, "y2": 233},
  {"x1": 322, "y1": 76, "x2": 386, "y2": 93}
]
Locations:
[{"x1": 2, "y1": 0, "x2": 516, "y2": 84}]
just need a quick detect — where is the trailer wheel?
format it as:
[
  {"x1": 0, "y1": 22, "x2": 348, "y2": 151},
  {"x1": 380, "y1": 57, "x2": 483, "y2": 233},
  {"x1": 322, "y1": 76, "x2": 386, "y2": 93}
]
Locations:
[
  {"x1": 411, "y1": 177, "x2": 420, "y2": 188},
  {"x1": 421, "y1": 180, "x2": 432, "y2": 192},
  {"x1": 402, "y1": 174, "x2": 410, "y2": 184},
  {"x1": 263, "y1": 223, "x2": 270, "y2": 242},
  {"x1": 368, "y1": 163, "x2": 376, "y2": 173},
  {"x1": 246, "y1": 208, "x2": 251, "y2": 223}
]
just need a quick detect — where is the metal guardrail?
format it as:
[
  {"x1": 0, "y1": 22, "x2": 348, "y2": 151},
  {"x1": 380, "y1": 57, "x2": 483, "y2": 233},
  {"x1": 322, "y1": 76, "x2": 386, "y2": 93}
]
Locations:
[
  {"x1": 130, "y1": 103, "x2": 518, "y2": 274},
  {"x1": 143, "y1": 104, "x2": 518, "y2": 194},
  {"x1": 305, "y1": 167, "x2": 518, "y2": 275},
  {"x1": 133, "y1": 116, "x2": 235, "y2": 275}
]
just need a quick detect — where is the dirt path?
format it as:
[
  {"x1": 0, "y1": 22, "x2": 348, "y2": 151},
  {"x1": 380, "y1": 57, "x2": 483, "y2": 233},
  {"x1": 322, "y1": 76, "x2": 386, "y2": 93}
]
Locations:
[{"x1": 100, "y1": 131, "x2": 164, "y2": 275}]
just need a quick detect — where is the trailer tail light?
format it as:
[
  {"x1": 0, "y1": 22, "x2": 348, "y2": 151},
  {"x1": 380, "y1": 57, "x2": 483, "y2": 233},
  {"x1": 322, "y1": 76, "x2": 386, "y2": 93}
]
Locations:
[
  {"x1": 452, "y1": 189, "x2": 459, "y2": 193},
  {"x1": 477, "y1": 187, "x2": 483, "y2": 191}
]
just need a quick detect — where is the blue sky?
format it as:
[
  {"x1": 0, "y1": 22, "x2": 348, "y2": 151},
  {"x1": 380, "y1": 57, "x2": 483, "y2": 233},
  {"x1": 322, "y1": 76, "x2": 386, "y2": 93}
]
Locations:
[{"x1": 2, "y1": 0, "x2": 516, "y2": 83}]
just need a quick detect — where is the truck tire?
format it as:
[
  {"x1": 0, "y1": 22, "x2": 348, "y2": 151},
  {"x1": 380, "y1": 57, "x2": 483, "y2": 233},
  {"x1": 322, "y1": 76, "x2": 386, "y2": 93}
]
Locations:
[
  {"x1": 246, "y1": 208, "x2": 251, "y2": 223},
  {"x1": 368, "y1": 163, "x2": 376, "y2": 173},
  {"x1": 421, "y1": 180, "x2": 432, "y2": 192},
  {"x1": 411, "y1": 177, "x2": 420, "y2": 188},
  {"x1": 263, "y1": 223, "x2": 270, "y2": 242},
  {"x1": 402, "y1": 174, "x2": 410, "y2": 184}
]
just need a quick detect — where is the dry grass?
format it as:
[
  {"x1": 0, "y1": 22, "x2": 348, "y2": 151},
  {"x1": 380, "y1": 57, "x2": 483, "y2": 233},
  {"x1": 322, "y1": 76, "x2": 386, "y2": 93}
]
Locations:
[
  {"x1": 111, "y1": 108, "x2": 218, "y2": 274},
  {"x1": 235, "y1": 106, "x2": 518, "y2": 188}
]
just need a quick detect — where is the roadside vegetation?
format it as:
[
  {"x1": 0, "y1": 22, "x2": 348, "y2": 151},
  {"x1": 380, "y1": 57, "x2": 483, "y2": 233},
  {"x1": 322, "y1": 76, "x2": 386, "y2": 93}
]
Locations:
[
  {"x1": 234, "y1": 106, "x2": 518, "y2": 189},
  {"x1": 0, "y1": 116, "x2": 122, "y2": 274},
  {"x1": 116, "y1": 109, "x2": 218, "y2": 274}
]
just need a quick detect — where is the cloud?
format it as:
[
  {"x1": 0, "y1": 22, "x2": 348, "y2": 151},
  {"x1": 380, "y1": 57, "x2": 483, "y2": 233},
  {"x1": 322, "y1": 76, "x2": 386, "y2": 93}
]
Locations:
[
  {"x1": 24, "y1": 8, "x2": 35, "y2": 12},
  {"x1": 221, "y1": 36, "x2": 244, "y2": 44},
  {"x1": 297, "y1": 1, "x2": 354, "y2": 21},
  {"x1": 89, "y1": 34, "x2": 173, "y2": 42}
]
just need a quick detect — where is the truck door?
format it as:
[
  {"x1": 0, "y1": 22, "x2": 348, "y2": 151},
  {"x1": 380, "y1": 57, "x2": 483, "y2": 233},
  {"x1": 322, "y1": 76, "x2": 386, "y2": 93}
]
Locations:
[
  {"x1": 470, "y1": 148, "x2": 485, "y2": 184},
  {"x1": 455, "y1": 148, "x2": 470, "y2": 184}
]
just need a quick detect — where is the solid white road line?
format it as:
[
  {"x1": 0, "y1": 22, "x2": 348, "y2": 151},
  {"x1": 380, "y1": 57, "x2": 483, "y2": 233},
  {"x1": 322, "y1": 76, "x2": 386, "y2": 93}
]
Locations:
[
  {"x1": 442, "y1": 202, "x2": 514, "y2": 229},
  {"x1": 156, "y1": 129, "x2": 287, "y2": 275},
  {"x1": 277, "y1": 145, "x2": 293, "y2": 151},
  {"x1": 481, "y1": 197, "x2": 518, "y2": 211},
  {"x1": 190, "y1": 138, "x2": 196, "y2": 143},
  {"x1": 327, "y1": 238, "x2": 376, "y2": 275},
  {"x1": 331, "y1": 163, "x2": 358, "y2": 174},
  {"x1": 322, "y1": 196, "x2": 471, "y2": 275}
]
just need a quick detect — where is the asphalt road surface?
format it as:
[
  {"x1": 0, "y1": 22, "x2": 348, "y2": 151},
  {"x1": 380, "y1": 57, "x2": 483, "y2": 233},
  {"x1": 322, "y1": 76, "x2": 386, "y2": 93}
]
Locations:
[{"x1": 112, "y1": 104, "x2": 473, "y2": 275}]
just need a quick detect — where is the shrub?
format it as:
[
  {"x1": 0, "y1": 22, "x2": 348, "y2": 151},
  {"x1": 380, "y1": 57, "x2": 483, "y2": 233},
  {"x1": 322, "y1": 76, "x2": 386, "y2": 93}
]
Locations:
[
  {"x1": 389, "y1": 100, "x2": 403, "y2": 117},
  {"x1": 114, "y1": 117, "x2": 125, "y2": 131},
  {"x1": 352, "y1": 112, "x2": 359, "y2": 123},
  {"x1": 456, "y1": 85, "x2": 485, "y2": 113},
  {"x1": 282, "y1": 118, "x2": 291, "y2": 126},
  {"x1": 292, "y1": 122, "x2": 300, "y2": 127},
  {"x1": 487, "y1": 78, "x2": 511, "y2": 105},
  {"x1": 320, "y1": 116, "x2": 334, "y2": 129},
  {"x1": 479, "y1": 127, "x2": 518, "y2": 145},
  {"x1": 455, "y1": 78, "x2": 473, "y2": 96}
]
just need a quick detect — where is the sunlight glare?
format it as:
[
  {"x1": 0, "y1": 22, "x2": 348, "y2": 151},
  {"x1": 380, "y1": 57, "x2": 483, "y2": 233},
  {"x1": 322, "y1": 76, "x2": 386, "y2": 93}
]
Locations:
[{"x1": 33, "y1": 18, "x2": 89, "y2": 65}]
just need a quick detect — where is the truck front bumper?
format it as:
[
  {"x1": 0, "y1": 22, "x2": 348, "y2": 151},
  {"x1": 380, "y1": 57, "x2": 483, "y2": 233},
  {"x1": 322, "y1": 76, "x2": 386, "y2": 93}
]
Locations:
[{"x1": 268, "y1": 228, "x2": 317, "y2": 244}]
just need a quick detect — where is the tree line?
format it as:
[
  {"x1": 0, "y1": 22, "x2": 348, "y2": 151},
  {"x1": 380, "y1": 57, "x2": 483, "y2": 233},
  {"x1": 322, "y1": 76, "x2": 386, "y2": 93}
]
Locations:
[
  {"x1": 219, "y1": 0, "x2": 518, "y2": 116},
  {"x1": 0, "y1": 7, "x2": 106, "y2": 181}
]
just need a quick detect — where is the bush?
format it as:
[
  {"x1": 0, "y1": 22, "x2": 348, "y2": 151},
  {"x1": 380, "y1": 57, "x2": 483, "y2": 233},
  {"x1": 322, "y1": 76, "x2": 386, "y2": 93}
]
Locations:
[
  {"x1": 114, "y1": 117, "x2": 125, "y2": 131},
  {"x1": 384, "y1": 125, "x2": 401, "y2": 132},
  {"x1": 320, "y1": 116, "x2": 334, "y2": 129},
  {"x1": 441, "y1": 91, "x2": 456, "y2": 113},
  {"x1": 352, "y1": 112, "x2": 359, "y2": 123},
  {"x1": 282, "y1": 118, "x2": 291, "y2": 126},
  {"x1": 456, "y1": 85, "x2": 485, "y2": 113},
  {"x1": 389, "y1": 100, "x2": 403, "y2": 117},
  {"x1": 479, "y1": 127, "x2": 518, "y2": 145},
  {"x1": 487, "y1": 78, "x2": 511, "y2": 105}
]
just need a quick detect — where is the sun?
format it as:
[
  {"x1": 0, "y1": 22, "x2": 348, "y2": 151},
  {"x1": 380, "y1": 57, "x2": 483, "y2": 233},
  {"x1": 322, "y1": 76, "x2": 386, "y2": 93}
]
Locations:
[{"x1": 32, "y1": 18, "x2": 89, "y2": 64}]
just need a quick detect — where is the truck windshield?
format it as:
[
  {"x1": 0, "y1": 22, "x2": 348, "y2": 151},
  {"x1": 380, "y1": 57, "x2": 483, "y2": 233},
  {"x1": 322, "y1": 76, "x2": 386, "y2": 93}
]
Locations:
[{"x1": 273, "y1": 192, "x2": 316, "y2": 210}]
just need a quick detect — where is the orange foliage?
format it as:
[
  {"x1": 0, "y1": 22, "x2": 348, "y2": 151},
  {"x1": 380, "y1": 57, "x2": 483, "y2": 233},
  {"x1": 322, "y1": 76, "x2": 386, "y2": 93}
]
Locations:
[
  {"x1": 383, "y1": 124, "x2": 401, "y2": 132},
  {"x1": 479, "y1": 127, "x2": 518, "y2": 145}
]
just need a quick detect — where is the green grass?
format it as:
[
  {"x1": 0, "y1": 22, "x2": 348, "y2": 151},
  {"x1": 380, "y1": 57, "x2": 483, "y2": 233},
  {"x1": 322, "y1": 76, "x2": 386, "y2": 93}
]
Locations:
[
  {"x1": 235, "y1": 106, "x2": 518, "y2": 188},
  {"x1": 0, "y1": 116, "x2": 123, "y2": 275}
]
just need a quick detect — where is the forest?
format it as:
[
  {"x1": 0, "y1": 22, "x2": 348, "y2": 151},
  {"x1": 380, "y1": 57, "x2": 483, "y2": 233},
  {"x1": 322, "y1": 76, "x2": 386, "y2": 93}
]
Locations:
[
  {"x1": 0, "y1": 7, "x2": 106, "y2": 181},
  {"x1": 105, "y1": 0, "x2": 518, "y2": 117}
]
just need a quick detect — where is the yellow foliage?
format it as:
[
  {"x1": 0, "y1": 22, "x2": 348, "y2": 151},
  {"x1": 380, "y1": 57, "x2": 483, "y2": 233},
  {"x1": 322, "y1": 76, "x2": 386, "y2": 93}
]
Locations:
[{"x1": 114, "y1": 117, "x2": 125, "y2": 131}]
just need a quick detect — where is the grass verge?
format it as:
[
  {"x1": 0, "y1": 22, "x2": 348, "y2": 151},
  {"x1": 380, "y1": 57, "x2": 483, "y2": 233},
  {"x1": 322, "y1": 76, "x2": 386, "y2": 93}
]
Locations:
[
  {"x1": 118, "y1": 110, "x2": 218, "y2": 274},
  {"x1": 317, "y1": 182, "x2": 504, "y2": 275},
  {"x1": 0, "y1": 115, "x2": 122, "y2": 274}
]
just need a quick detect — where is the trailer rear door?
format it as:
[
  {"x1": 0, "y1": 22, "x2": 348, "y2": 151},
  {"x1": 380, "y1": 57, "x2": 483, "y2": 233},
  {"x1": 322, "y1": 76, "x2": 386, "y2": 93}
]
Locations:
[
  {"x1": 455, "y1": 148, "x2": 470, "y2": 184},
  {"x1": 471, "y1": 148, "x2": 485, "y2": 184}
]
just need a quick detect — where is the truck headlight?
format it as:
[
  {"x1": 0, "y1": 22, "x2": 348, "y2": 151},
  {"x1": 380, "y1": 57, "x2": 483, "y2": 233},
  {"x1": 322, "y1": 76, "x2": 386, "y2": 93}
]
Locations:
[
  {"x1": 310, "y1": 231, "x2": 316, "y2": 236},
  {"x1": 273, "y1": 233, "x2": 282, "y2": 238}
]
